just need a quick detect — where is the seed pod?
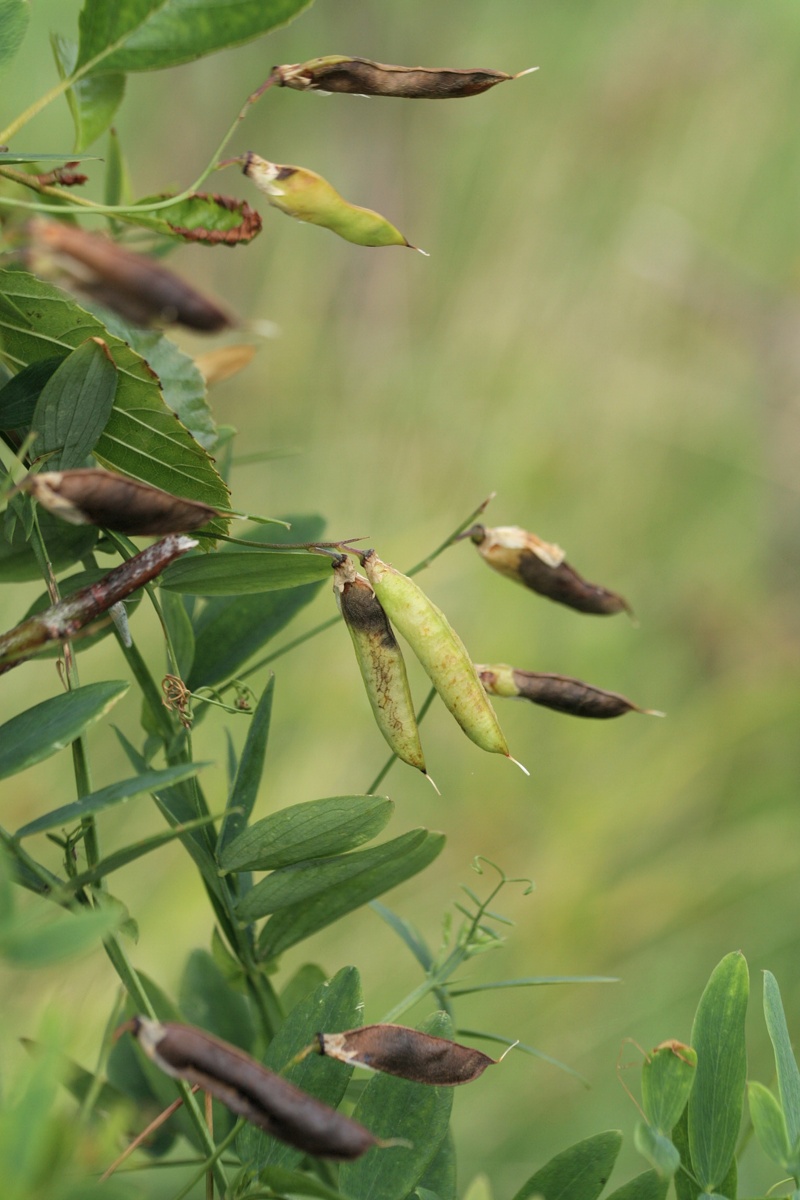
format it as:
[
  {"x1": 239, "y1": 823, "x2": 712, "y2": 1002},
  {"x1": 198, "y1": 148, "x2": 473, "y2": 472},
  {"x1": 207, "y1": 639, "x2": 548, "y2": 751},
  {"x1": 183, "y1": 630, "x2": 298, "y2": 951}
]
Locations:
[
  {"x1": 361, "y1": 550, "x2": 521, "y2": 767},
  {"x1": 21, "y1": 469, "x2": 218, "y2": 535},
  {"x1": 316, "y1": 1024, "x2": 496, "y2": 1085},
  {"x1": 333, "y1": 557, "x2": 428, "y2": 777},
  {"x1": 468, "y1": 524, "x2": 633, "y2": 617},
  {"x1": 476, "y1": 664, "x2": 663, "y2": 720},
  {"x1": 123, "y1": 1017, "x2": 377, "y2": 1160},
  {"x1": 27, "y1": 218, "x2": 233, "y2": 332},
  {"x1": 242, "y1": 153, "x2": 417, "y2": 250},
  {"x1": 273, "y1": 56, "x2": 534, "y2": 100}
]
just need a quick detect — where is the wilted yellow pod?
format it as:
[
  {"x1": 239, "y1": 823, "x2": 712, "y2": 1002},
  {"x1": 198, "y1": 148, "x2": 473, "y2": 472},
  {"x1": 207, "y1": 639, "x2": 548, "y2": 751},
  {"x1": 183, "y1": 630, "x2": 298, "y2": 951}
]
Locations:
[
  {"x1": 242, "y1": 153, "x2": 419, "y2": 250},
  {"x1": 333, "y1": 557, "x2": 430, "y2": 781},
  {"x1": 273, "y1": 56, "x2": 536, "y2": 100},
  {"x1": 361, "y1": 551, "x2": 524, "y2": 769}
]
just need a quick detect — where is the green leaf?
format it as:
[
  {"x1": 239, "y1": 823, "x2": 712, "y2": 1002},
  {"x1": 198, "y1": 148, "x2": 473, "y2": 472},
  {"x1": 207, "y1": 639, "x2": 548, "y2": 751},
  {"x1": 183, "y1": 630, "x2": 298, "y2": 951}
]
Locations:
[
  {"x1": 160, "y1": 589, "x2": 195, "y2": 678},
  {"x1": 221, "y1": 794, "x2": 394, "y2": 873},
  {"x1": 178, "y1": 948, "x2": 255, "y2": 1053},
  {"x1": 257, "y1": 1167, "x2": 350, "y2": 1200},
  {"x1": 764, "y1": 971, "x2": 800, "y2": 1150},
  {"x1": 0, "y1": 151, "x2": 102, "y2": 165},
  {"x1": 61, "y1": 812, "x2": 219, "y2": 892},
  {"x1": 187, "y1": 515, "x2": 326, "y2": 690},
  {"x1": 160, "y1": 549, "x2": 330, "y2": 594},
  {"x1": 280, "y1": 963, "x2": 328, "y2": 1015},
  {"x1": 633, "y1": 1122, "x2": 681, "y2": 1178},
  {"x1": 371, "y1": 902, "x2": 433, "y2": 972},
  {"x1": 0, "y1": 680, "x2": 128, "y2": 780},
  {"x1": 339, "y1": 1012, "x2": 455, "y2": 1200},
  {"x1": 641, "y1": 1042, "x2": 697, "y2": 1135},
  {"x1": 15, "y1": 761, "x2": 208, "y2": 837},
  {"x1": 0, "y1": 903, "x2": 122, "y2": 966},
  {"x1": 449, "y1": 975, "x2": 617, "y2": 996},
  {"x1": 76, "y1": 0, "x2": 315, "y2": 73},
  {"x1": 0, "y1": 506, "x2": 98, "y2": 581},
  {"x1": 510, "y1": 1131, "x2": 623, "y2": 1200},
  {"x1": 31, "y1": 336, "x2": 118, "y2": 469},
  {"x1": 256, "y1": 829, "x2": 444, "y2": 959},
  {"x1": 217, "y1": 676, "x2": 275, "y2": 856},
  {"x1": 0, "y1": 357, "x2": 63, "y2": 430},
  {"x1": 123, "y1": 191, "x2": 261, "y2": 245},
  {"x1": 688, "y1": 952, "x2": 749, "y2": 1192},
  {"x1": 416, "y1": 1129, "x2": 456, "y2": 1200},
  {"x1": 237, "y1": 965, "x2": 362, "y2": 1173},
  {"x1": 605, "y1": 1170, "x2": 669, "y2": 1200},
  {"x1": 0, "y1": 0, "x2": 28, "y2": 74},
  {"x1": 747, "y1": 1082, "x2": 790, "y2": 1169},
  {"x1": 0, "y1": 269, "x2": 230, "y2": 534},
  {"x1": 51, "y1": 33, "x2": 125, "y2": 151}
]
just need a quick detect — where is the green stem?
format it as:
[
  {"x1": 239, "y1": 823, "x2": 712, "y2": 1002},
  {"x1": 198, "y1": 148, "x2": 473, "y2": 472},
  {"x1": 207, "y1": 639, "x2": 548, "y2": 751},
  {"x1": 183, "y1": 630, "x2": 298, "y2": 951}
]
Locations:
[
  {"x1": 0, "y1": 826, "x2": 67, "y2": 899},
  {"x1": 169, "y1": 1119, "x2": 241, "y2": 1200}
]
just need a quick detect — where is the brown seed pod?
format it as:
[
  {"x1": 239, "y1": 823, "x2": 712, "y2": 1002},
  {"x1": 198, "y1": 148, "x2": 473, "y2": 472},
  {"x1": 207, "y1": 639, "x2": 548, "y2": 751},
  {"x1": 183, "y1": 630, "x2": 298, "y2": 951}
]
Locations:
[
  {"x1": 476, "y1": 664, "x2": 663, "y2": 720},
  {"x1": 316, "y1": 1024, "x2": 496, "y2": 1085},
  {"x1": 21, "y1": 469, "x2": 218, "y2": 535},
  {"x1": 122, "y1": 1017, "x2": 378, "y2": 1160},
  {"x1": 27, "y1": 218, "x2": 233, "y2": 332},
  {"x1": 468, "y1": 525, "x2": 633, "y2": 617},
  {"x1": 273, "y1": 56, "x2": 534, "y2": 99}
]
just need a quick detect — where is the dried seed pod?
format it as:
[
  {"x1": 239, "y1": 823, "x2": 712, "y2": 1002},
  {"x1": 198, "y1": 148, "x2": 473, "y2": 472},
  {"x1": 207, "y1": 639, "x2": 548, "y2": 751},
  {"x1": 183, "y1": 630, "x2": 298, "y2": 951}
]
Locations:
[
  {"x1": 22, "y1": 469, "x2": 218, "y2": 535},
  {"x1": 316, "y1": 1024, "x2": 496, "y2": 1085},
  {"x1": 476, "y1": 664, "x2": 663, "y2": 720},
  {"x1": 123, "y1": 1017, "x2": 378, "y2": 1160},
  {"x1": 469, "y1": 524, "x2": 633, "y2": 617},
  {"x1": 242, "y1": 153, "x2": 417, "y2": 250},
  {"x1": 273, "y1": 56, "x2": 534, "y2": 99},
  {"x1": 194, "y1": 343, "x2": 257, "y2": 386},
  {"x1": 361, "y1": 550, "x2": 523, "y2": 769},
  {"x1": 27, "y1": 218, "x2": 233, "y2": 332},
  {"x1": 333, "y1": 557, "x2": 428, "y2": 778}
]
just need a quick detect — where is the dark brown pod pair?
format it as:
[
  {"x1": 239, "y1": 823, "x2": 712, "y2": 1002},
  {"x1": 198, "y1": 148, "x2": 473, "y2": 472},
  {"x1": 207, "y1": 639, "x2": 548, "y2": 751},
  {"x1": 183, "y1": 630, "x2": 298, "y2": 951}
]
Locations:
[
  {"x1": 26, "y1": 218, "x2": 232, "y2": 332},
  {"x1": 273, "y1": 56, "x2": 534, "y2": 99},
  {"x1": 316, "y1": 1023, "x2": 496, "y2": 1086},
  {"x1": 122, "y1": 1017, "x2": 377, "y2": 1160},
  {"x1": 476, "y1": 664, "x2": 663, "y2": 720},
  {"x1": 21, "y1": 468, "x2": 218, "y2": 535},
  {"x1": 468, "y1": 524, "x2": 633, "y2": 617}
]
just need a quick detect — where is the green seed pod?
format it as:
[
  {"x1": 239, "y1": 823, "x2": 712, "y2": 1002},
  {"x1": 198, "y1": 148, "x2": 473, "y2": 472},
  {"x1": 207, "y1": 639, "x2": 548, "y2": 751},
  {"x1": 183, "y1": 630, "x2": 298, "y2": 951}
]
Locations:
[
  {"x1": 242, "y1": 153, "x2": 419, "y2": 250},
  {"x1": 316, "y1": 1023, "x2": 497, "y2": 1085},
  {"x1": 273, "y1": 56, "x2": 536, "y2": 100},
  {"x1": 333, "y1": 557, "x2": 429, "y2": 779},
  {"x1": 476, "y1": 664, "x2": 663, "y2": 720},
  {"x1": 123, "y1": 1017, "x2": 378, "y2": 1160},
  {"x1": 468, "y1": 524, "x2": 633, "y2": 617},
  {"x1": 22, "y1": 469, "x2": 218, "y2": 535},
  {"x1": 361, "y1": 550, "x2": 522, "y2": 768}
]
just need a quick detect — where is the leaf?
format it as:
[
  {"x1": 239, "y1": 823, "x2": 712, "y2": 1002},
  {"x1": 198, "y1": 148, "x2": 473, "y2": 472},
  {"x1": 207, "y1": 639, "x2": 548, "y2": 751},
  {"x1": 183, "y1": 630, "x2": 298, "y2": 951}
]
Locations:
[
  {"x1": 76, "y1": 0, "x2": 315, "y2": 73},
  {"x1": 510, "y1": 1131, "x2": 623, "y2": 1200},
  {"x1": 747, "y1": 1082, "x2": 790, "y2": 1169},
  {"x1": 0, "y1": 269, "x2": 230, "y2": 534},
  {"x1": 160, "y1": 589, "x2": 195, "y2": 678},
  {"x1": 125, "y1": 191, "x2": 261, "y2": 245},
  {"x1": 764, "y1": 971, "x2": 800, "y2": 1151},
  {"x1": 449, "y1": 975, "x2": 617, "y2": 996},
  {"x1": 178, "y1": 948, "x2": 255, "y2": 1053},
  {"x1": 61, "y1": 812, "x2": 220, "y2": 892},
  {"x1": 633, "y1": 1122, "x2": 681, "y2": 1178},
  {"x1": 0, "y1": 357, "x2": 63, "y2": 430},
  {"x1": 14, "y1": 761, "x2": 208, "y2": 837},
  {"x1": 0, "y1": 505, "x2": 99, "y2": 581},
  {"x1": 257, "y1": 1167, "x2": 350, "y2": 1200},
  {"x1": 280, "y1": 963, "x2": 328, "y2": 1014},
  {"x1": 220, "y1": 794, "x2": 394, "y2": 873},
  {"x1": 688, "y1": 952, "x2": 749, "y2": 1192},
  {"x1": 605, "y1": 1170, "x2": 669, "y2": 1200},
  {"x1": 0, "y1": 903, "x2": 122, "y2": 966},
  {"x1": 0, "y1": 680, "x2": 128, "y2": 780},
  {"x1": 237, "y1": 965, "x2": 362, "y2": 1173},
  {"x1": 217, "y1": 676, "x2": 275, "y2": 856},
  {"x1": 257, "y1": 829, "x2": 445, "y2": 959},
  {"x1": 0, "y1": 151, "x2": 103, "y2": 165},
  {"x1": 160, "y1": 549, "x2": 330, "y2": 594},
  {"x1": 641, "y1": 1042, "x2": 697, "y2": 1135},
  {"x1": 31, "y1": 337, "x2": 118, "y2": 469},
  {"x1": 339, "y1": 1012, "x2": 455, "y2": 1200},
  {"x1": 371, "y1": 902, "x2": 433, "y2": 972},
  {"x1": 187, "y1": 515, "x2": 326, "y2": 690},
  {"x1": 416, "y1": 1129, "x2": 456, "y2": 1200},
  {"x1": 51, "y1": 33, "x2": 125, "y2": 151},
  {"x1": 0, "y1": 0, "x2": 28, "y2": 74}
]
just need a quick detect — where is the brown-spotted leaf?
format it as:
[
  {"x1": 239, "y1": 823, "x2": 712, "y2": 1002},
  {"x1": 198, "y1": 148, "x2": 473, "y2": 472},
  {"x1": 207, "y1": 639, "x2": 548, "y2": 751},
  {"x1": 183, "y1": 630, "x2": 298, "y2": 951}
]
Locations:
[{"x1": 127, "y1": 192, "x2": 262, "y2": 245}]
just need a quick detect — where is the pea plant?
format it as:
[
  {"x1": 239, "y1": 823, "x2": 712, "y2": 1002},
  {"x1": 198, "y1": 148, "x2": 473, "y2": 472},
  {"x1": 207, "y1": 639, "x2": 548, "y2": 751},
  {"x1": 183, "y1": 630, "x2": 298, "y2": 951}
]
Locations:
[{"x1": 1, "y1": 4, "x2": 780, "y2": 1200}]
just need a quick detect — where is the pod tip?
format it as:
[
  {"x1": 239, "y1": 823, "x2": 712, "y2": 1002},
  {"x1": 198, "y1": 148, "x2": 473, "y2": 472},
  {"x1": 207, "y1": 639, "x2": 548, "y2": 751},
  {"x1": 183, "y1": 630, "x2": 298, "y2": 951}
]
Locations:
[
  {"x1": 423, "y1": 770, "x2": 442, "y2": 796},
  {"x1": 643, "y1": 708, "x2": 666, "y2": 718},
  {"x1": 507, "y1": 754, "x2": 530, "y2": 776},
  {"x1": 515, "y1": 66, "x2": 540, "y2": 78},
  {"x1": 414, "y1": 245, "x2": 430, "y2": 257}
]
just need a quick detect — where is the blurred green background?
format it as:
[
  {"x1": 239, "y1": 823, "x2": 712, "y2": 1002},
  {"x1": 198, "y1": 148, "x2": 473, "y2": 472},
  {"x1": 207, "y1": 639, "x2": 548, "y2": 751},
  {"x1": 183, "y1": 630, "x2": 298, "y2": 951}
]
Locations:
[{"x1": 2, "y1": 0, "x2": 800, "y2": 1195}]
